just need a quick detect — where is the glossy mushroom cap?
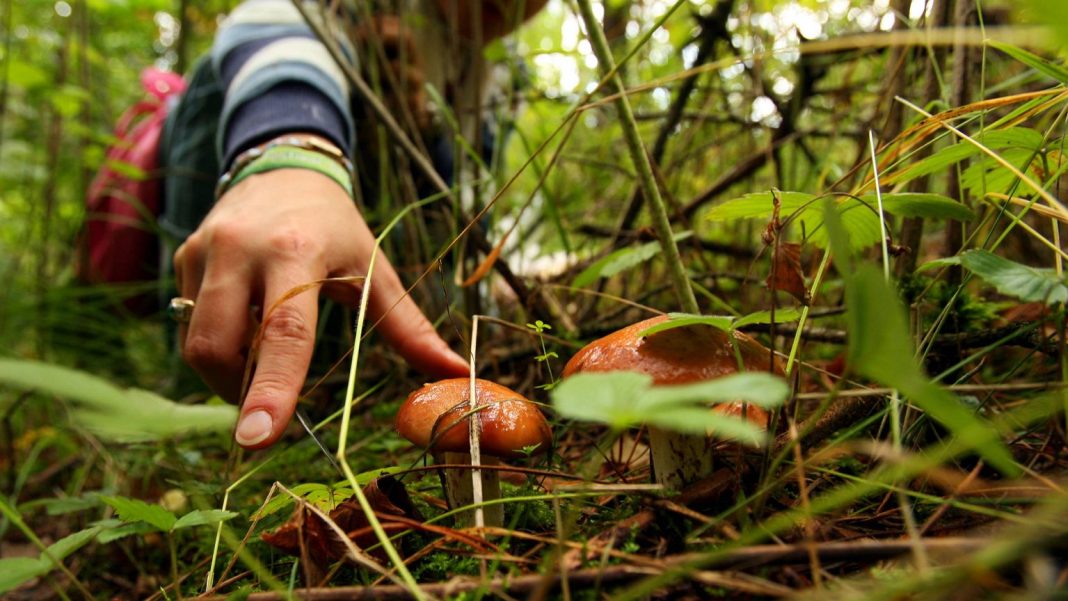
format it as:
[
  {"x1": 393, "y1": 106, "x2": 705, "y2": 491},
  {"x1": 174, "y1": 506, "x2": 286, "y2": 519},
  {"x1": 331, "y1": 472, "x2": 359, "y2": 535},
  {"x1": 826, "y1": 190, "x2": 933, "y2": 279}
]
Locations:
[
  {"x1": 396, "y1": 378, "x2": 552, "y2": 458},
  {"x1": 563, "y1": 315, "x2": 782, "y2": 427}
]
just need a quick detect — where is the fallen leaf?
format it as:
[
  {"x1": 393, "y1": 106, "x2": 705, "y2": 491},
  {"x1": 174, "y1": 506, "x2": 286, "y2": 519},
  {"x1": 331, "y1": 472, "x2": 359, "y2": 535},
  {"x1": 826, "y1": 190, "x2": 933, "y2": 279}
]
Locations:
[
  {"x1": 462, "y1": 231, "x2": 510, "y2": 287},
  {"x1": 767, "y1": 242, "x2": 809, "y2": 304},
  {"x1": 261, "y1": 476, "x2": 421, "y2": 570}
]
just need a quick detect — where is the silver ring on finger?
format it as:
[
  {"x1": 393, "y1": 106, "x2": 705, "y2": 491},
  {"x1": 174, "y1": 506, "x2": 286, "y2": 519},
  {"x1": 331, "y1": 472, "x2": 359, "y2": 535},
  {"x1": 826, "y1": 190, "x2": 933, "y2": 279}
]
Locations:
[{"x1": 168, "y1": 297, "x2": 196, "y2": 324}]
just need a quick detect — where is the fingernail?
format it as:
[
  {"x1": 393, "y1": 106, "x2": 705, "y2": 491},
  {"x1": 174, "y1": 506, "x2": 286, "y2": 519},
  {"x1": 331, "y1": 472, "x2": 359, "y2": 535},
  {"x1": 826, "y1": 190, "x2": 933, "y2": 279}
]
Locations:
[{"x1": 235, "y1": 410, "x2": 272, "y2": 447}]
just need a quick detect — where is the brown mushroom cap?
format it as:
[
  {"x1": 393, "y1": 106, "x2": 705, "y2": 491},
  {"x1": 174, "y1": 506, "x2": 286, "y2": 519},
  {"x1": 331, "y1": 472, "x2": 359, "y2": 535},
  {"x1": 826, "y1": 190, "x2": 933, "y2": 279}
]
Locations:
[
  {"x1": 432, "y1": 397, "x2": 552, "y2": 458},
  {"x1": 563, "y1": 315, "x2": 782, "y2": 428},
  {"x1": 396, "y1": 378, "x2": 552, "y2": 457}
]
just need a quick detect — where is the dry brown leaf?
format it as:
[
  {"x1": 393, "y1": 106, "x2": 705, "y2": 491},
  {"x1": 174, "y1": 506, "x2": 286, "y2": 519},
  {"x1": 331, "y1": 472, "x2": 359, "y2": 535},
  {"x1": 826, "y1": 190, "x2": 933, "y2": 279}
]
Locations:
[
  {"x1": 767, "y1": 242, "x2": 808, "y2": 304},
  {"x1": 261, "y1": 476, "x2": 421, "y2": 568},
  {"x1": 461, "y1": 230, "x2": 510, "y2": 287}
]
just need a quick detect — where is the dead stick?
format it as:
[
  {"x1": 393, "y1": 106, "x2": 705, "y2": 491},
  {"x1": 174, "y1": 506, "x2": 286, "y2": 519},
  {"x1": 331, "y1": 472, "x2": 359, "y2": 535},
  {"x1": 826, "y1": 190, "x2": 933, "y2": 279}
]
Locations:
[{"x1": 198, "y1": 538, "x2": 989, "y2": 600}]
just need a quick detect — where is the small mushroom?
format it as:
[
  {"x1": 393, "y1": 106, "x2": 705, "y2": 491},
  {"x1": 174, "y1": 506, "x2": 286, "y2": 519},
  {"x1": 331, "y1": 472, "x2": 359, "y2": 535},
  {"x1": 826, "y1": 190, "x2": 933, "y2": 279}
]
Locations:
[
  {"x1": 396, "y1": 378, "x2": 551, "y2": 527},
  {"x1": 562, "y1": 315, "x2": 781, "y2": 491}
]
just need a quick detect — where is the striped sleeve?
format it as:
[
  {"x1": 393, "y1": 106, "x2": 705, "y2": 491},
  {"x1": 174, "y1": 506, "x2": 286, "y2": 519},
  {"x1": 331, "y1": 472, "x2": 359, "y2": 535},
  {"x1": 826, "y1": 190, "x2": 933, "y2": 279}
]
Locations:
[{"x1": 212, "y1": 0, "x2": 355, "y2": 169}]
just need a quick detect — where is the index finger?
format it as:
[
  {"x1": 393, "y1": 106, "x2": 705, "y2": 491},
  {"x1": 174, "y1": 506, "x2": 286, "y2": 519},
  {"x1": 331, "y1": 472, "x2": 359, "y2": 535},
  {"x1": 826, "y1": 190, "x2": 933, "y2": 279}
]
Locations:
[{"x1": 235, "y1": 268, "x2": 321, "y2": 449}]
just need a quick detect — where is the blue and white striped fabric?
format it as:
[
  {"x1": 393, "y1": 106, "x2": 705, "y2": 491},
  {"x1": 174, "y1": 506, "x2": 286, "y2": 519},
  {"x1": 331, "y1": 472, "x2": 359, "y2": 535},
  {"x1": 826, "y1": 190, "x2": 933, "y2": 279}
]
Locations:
[{"x1": 211, "y1": 0, "x2": 356, "y2": 168}]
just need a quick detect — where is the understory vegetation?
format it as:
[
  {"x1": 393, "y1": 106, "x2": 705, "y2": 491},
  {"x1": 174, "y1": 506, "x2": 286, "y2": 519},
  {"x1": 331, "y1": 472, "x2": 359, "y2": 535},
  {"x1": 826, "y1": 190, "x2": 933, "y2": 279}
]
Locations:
[{"x1": 2, "y1": 0, "x2": 1068, "y2": 599}]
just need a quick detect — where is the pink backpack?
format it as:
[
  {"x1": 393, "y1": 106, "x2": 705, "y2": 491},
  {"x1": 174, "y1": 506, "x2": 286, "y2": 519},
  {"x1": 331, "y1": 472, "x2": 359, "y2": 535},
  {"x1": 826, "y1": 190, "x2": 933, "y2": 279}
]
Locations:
[{"x1": 77, "y1": 68, "x2": 186, "y2": 313}]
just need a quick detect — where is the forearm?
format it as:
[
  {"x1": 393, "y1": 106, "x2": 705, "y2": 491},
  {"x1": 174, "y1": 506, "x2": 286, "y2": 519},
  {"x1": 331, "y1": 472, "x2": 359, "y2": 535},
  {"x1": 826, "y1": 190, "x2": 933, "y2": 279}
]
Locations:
[{"x1": 212, "y1": 0, "x2": 354, "y2": 170}]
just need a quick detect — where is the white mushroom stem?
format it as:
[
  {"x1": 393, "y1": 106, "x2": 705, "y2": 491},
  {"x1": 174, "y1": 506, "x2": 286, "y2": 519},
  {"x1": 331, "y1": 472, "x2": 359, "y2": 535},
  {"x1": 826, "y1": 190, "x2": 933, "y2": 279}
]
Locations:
[
  {"x1": 647, "y1": 428, "x2": 714, "y2": 492},
  {"x1": 439, "y1": 452, "x2": 503, "y2": 527}
]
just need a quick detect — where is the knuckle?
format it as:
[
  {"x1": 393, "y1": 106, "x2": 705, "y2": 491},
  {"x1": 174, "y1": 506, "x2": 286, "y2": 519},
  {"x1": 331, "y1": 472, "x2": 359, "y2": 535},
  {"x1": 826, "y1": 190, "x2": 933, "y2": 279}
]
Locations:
[
  {"x1": 261, "y1": 303, "x2": 313, "y2": 348},
  {"x1": 182, "y1": 334, "x2": 229, "y2": 371},
  {"x1": 208, "y1": 221, "x2": 250, "y2": 250},
  {"x1": 174, "y1": 238, "x2": 199, "y2": 266},
  {"x1": 265, "y1": 229, "x2": 319, "y2": 261}
]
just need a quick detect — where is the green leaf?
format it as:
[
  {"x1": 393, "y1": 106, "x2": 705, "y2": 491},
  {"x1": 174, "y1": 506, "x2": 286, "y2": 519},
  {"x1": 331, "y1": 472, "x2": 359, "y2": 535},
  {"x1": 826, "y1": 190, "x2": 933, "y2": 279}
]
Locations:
[
  {"x1": 637, "y1": 310, "x2": 803, "y2": 337},
  {"x1": 49, "y1": 84, "x2": 90, "y2": 118},
  {"x1": 732, "y1": 308, "x2": 804, "y2": 329},
  {"x1": 958, "y1": 250, "x2": 1068, "y2": 304},
  {"x1": 0, "y1": 359, "x2": 238, "y2": 442},
  {"x1": 101, "y1": 496, "x2": 176, "y2": 532},
  {"x1": 823, "y1": 203, "x2": 1019, "y2": 476},
  {"x1": 988, "y1": 41, "x2": 1068, "y2": 84},
  {"x1": 42, "y1": 495, "x2": 101, "y2": 516},
  {"x1": 551, "y1": 371, "x2": 788, "y2": 445},
  {"x1": 250, "y1": 469, "x2": 402, "y2": 520},
  {"x1": 0, "y1": 526, "x2": 105, "y2": 594},
  {"x1": 889, "y1": 128, "x2": 1043, "y2": 187},
  {"x1": 916, "y1": 256, "x2": 962, "y2": 272},
  {"x1": 705, "y1": 191, "x2": 816, "y2": 221},
  {"x1": 6, "y1": 59, "x2": 48, "y2": 90},
  {"x1": 95, "y1": 521, "x2": 157, "y2": 544},
  {"x1": 637, "y1": 313, "x2": 733, "y2": 336},
  {"x1": 104, "y1": 158, "x2": 149, "y2": 181},
  {"x1": 172, "y1": 509, "x2": 238, "y2": 530},
  {"x1": 863, "y1": 193, "x2": 976, "y2": 221},
  {"x1": 573, "y1": 232, "x2": 692, "y2": 288},
  {"x1": 707, "y1": 192, "x2": 971, "y2": 250},
  {"x1": 644, "y1": 373, "x2": 789, "y2": 409}
]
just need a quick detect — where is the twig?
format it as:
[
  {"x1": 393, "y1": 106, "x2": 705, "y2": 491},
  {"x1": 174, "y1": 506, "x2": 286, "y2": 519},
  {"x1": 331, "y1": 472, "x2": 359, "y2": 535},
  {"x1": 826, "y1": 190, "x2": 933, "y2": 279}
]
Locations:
[
  {"x1": 574, "y1": 0, "x2": 699, "y2": 315},
  {"x1": 196, "y1": 538, "x2": 993, "y2": 601},
  {"x1": 615, "y1": 0, "x2": 734, "y2": 235}
]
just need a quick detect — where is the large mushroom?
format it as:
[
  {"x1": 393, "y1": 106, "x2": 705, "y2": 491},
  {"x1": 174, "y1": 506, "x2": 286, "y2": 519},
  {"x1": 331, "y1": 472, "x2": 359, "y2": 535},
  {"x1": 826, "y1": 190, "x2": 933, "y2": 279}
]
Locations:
[
  {"x1": 396, "y1": 378, "x2": 551, "y2": 527},
  {"x1": 562, "y1": 315, "x2": 782, "y2": 491}
]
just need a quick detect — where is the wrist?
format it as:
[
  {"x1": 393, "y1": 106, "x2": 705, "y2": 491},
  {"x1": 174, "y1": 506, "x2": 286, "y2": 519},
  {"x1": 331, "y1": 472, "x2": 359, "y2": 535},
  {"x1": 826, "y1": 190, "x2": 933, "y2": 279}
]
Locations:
[{"x1": 216, "y1": 134, "x2": 354, "y2": 199}]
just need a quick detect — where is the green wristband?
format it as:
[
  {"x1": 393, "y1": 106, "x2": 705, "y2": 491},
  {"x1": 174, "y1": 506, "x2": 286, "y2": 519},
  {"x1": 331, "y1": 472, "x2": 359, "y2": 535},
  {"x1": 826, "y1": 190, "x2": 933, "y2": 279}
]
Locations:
[{"x1": 227, "y1": 146, "x2": 354, "y2": 197}]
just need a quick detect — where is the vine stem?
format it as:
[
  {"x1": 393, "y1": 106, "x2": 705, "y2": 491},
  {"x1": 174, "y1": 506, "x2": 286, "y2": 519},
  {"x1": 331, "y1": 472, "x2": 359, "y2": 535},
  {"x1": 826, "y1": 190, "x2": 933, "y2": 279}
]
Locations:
[{"x1": 573, "y1": 0, "x2": 700, "y2": 315}]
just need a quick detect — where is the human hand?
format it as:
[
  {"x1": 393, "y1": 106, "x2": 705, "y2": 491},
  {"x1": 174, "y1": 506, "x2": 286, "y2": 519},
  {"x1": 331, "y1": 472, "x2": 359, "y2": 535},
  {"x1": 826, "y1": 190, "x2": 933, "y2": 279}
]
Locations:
[{"x1": 174, "y1": 166, "x2": 468, "y2": 449}]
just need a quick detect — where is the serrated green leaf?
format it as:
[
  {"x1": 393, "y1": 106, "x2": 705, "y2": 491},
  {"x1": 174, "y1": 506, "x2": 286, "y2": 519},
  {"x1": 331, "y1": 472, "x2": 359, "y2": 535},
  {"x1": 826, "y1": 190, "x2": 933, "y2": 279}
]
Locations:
[
  {"x1": 42, "y1": 495, "x2": 101, "y2": 516},
  {"x1": 95, "y1": 521, "x2": 157, "y2": 544},
  {"x1": 551, "y1": 371, "x2": 787, "y2": 444},
  {"x1": 823, "y1": 204, "x2": 1018, "y2": 476},
  {"x1": 0, "y1": 526, "x2": 105, "y2": 594},
  {"x1": 705, "y1": 191, "x2": 816, "y2": 221},
  {"x1": 0, "y1": 359, "x2": 237, "y2": 442},
  {"x1": 958, "y1": 250, "x2": 1068, "y2": 304},
  {"x1": 101, "y1": 496, "x2": 176, "y2": 532},
  {"x1": 988, "y1": 41, "x2": 1068, "y2": 84},
  {"x1": 573, "y1": 232, "x2": 692, "y2": 288},
  {"x1": 708, "y1": 192, "x2": 970, "y2": 250},
  {"x1": 172, "y1": 509, "x2": 238, "y2": 530}
]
